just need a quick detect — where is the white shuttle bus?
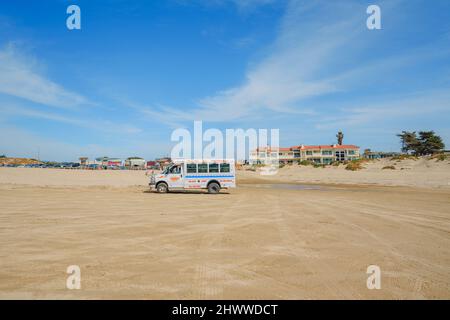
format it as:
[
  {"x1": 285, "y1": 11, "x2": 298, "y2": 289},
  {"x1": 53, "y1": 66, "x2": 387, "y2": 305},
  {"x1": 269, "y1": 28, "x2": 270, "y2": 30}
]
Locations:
[{"x1": 149, "y1": 159, "x2": 236, "y2": 194}]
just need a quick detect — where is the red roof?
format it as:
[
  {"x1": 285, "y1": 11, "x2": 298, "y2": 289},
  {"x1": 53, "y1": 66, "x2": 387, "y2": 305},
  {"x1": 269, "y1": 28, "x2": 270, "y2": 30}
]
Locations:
[
  {"x1": 257, "y1": 147, "x2": 295, "y2": 152},
  {"x1": 256, "y1": 144, "x2": 359, "y2": 152},
  {"x1": 293, "y1": 144, "x2": 359, "y2": 150}
]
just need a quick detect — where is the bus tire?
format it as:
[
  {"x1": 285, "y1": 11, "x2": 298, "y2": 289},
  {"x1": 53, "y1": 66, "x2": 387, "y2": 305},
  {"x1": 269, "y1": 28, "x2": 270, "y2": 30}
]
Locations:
[
  {"x1": 207, "y1": 182, "x2": 220, "y2": 194},
  {"x1": 156, "y1": 182, "x2": 168, "y2": 193}
]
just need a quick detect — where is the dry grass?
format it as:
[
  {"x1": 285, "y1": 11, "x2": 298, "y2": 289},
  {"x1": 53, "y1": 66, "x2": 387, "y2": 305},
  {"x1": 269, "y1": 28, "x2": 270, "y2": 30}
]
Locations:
[
  {"x1": 431, "y1": 153, "x2": 449, "y2": 161},
  {"x1": 345, "y1": 159, "x2": 369, "y2": 171},
  {"x1": 391, "y1": 154, "x2": 418, "y2": 161},
  {"x1": 0, "y1": 157, "x2": 42, "y2": 166},
  {"x1": 345, "y1": 162, "x2": 362, "y2": 171},
  {"x1": 331, "y1": 161, "x2": 340, "y2": 166}
]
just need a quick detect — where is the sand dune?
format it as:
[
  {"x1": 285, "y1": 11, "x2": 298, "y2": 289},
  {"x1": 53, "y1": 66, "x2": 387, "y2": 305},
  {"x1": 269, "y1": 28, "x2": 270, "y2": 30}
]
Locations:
[{"x1": 241, "y1": 157, "x2": 450, "y2": 189}]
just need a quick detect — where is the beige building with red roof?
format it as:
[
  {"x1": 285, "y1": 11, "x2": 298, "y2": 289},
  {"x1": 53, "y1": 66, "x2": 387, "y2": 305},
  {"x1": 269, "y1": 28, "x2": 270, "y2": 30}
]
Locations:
[{"x1": 250, "y1": 144, "x2": 360, "y2": 165}]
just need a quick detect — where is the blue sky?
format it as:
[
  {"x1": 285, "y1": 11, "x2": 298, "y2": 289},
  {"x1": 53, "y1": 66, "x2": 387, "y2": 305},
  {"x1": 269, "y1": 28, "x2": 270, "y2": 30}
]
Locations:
[{"x1": 0, "y1": 0, "x2": 449, "y2": 161}]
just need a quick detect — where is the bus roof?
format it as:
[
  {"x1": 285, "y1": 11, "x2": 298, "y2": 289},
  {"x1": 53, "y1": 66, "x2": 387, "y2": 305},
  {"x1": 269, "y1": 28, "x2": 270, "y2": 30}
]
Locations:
[{"x1": 171, "y1": 159, "x2": 235, "y2": 164}]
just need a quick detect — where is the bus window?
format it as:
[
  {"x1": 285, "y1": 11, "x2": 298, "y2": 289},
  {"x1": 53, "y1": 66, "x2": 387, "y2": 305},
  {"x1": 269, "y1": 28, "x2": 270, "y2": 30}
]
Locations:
[
  {"x1": 186, "y1": 163, "x2": 197, "y2": 173},
  {"x1": 208, "y1": 163, "x2": 219, "y2": 173},
  {"x1": 198, "y1": 163, "x2": 208, "y2": 173},
  {"x1": 220, "y1": 163, "x2": 230, "y2": 173}
]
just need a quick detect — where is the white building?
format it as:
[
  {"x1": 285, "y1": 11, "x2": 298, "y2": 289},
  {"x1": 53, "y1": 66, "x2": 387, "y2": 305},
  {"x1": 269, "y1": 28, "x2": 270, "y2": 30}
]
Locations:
[
  {"x1": 250, "y1": 144, "x2": 360, "y2": 165},
  {"x1": 125, "y1": 157, "x2": 146, "y2": 169}
]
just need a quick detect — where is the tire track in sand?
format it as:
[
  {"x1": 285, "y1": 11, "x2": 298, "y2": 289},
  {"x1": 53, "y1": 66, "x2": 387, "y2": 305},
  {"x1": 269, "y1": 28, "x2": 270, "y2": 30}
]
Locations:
[
  {"x1": 264, "y1": 192, "x2": 363, "y2": 299},
  {"x1": 191, "y1": 192, "x2": 247, "y2": 299}
]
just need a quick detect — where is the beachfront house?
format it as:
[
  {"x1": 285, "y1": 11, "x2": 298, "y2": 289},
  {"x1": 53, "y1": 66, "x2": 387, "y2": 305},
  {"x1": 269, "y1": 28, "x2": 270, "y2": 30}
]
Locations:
[
  {"x1": 363, "y1": 149, "x2": 401, "y2": 159},
  {"x1": 94, "y1": 156, "x2": 123, "y2": 168},
  {"x1": 106, "y1": 158, "x2": 123, "y2": 168},
  {"x1": 250, "y1": 144, "x2": 360, "y2": 165},
  {"x1": 125, "y1": 157, "x2": 146, "y2": 169},
  {"x1": 79, "y1": 157, "x2": 88, "y2": 168},
  {"x1": 146, "y1": 161, "x2": 157, "y2": 169}
]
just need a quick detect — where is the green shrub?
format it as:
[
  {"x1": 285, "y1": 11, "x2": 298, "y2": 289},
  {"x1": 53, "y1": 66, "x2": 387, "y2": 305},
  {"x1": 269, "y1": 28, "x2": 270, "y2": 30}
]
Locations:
[{"x1": 382, "y1": 165, "x2": 396, "y2": 170}]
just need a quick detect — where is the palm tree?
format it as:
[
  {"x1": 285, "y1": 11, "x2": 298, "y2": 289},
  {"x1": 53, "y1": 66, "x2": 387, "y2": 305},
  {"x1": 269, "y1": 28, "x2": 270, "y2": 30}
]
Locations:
[{"x1": 336, "y1": 131, "x2": 344, "y2": 145}]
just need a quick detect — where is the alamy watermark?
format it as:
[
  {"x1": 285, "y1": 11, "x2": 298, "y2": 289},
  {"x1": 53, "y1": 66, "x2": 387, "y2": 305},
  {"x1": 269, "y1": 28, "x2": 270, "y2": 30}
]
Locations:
[
  {"x1": 66, "y1": 265, "x2": 81, "y2": 289},
  {"x1": 65, "y1": 4, "x2": 380, "y2": 31},
  {"x1": 367, "y1": 4, "x2": 381, "y2": 30},
  {"x1": 170, "y1": 121, "x2": 280, "y2": 175},
  {"x1": 66, "y1": 5, "x2": 81, "y2": 30},
  {"x1": 366, "y1": 265, "x2": 381, "y2": 290}
]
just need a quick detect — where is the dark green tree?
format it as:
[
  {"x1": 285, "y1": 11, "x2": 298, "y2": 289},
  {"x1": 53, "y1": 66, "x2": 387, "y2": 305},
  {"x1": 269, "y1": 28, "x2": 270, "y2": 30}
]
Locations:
[
  {"x1": 396, "y1": 131, "x2": 418, "y2": 154},
  {"x1": 415, "y1": 131, "x2": 445, "y2": 155},
  {"x1": 397, "y1": 131, "x2": 445, "y2": 155}
]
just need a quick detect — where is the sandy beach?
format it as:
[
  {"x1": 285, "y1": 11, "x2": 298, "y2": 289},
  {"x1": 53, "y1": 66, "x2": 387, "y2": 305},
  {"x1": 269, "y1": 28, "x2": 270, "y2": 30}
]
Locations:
[{"x1": 0, "y1": 165, "x2": 449, "y2": 299}]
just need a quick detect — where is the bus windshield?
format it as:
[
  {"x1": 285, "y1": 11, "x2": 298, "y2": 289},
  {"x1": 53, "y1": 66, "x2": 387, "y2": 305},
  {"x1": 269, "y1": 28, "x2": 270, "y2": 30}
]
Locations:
[{"x1": 162, "y1": 164, "x2": 173, "y2": 175}]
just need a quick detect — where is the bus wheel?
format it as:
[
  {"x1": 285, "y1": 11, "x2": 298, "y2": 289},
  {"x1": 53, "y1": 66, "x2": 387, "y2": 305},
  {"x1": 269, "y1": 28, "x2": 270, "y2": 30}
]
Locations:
[
  {"x1": 156, "y1": 182, "x2": 168, "y2": 193},
  {"x1": 207, "y1": 182, "x2": 220, "y2": 194}
]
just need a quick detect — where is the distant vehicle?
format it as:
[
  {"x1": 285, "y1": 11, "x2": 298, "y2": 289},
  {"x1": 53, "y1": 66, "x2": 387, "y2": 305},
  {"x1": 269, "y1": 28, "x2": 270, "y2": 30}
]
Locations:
[
  {"x1": 87, "y1": 164, "x2": 99, "y2": 170},
  {"x1": 149, "y1": 159, "x2": 236, "y2": 194},
  {"x1": 57, "y1": 162, "x2": 79, "y2": 169}
]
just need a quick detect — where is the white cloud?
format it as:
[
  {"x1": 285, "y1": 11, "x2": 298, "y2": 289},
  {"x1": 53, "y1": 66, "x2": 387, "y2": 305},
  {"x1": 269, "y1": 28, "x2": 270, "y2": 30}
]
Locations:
[
  {"x1": 0, "y1": 125, "x2": 99, "y2": 161},
  {"x1": 1, "y1": 104, "x2": 142, "y2": 134},
  {"x1": 158, "y1": 0, "x2": 448, "y2": 127},
  {"x1": 158, "y1": 0, "x2": 368, "y2": 122},
  {"x1": 0, "y1": 124, "x2": 169, "y2": 161},
  {"x1": 231, "y1": 0, "x2": 275, "y2": 11},
  {"x1": 314, "y1": 90, "x2": 450, "y2": 130},
  {"x1": 175, "y1": 0, "x2": 275, "y2": 11},
  {"x1": 0, "y1": 43, "x2": 91, "y2": 109}
]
